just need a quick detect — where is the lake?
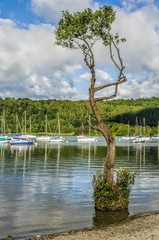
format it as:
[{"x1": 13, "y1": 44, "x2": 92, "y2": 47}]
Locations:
[{"x1": 0, "y1": 136, "x2": 159, "y2": 239}]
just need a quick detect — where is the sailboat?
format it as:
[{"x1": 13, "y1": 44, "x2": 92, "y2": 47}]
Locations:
[
  {"x1": 0, "y1": 109, "x2": 11, "y2": 144},
  {"x1": 77, "y1": 117, "x2": 98, "y2": 143},
  {"x1": 36, "y1": 115, "x2": 51, "y2": 141},
  {"x1": 77, "y1": 135, "x2": 98, "y2": 143},
  {"x1": 10, "y1": 138, "x2": 35, "y2": 145},
  {"x1": 50, "y1": 113, "x2": 65, "y2": 143},
  {"x1": 132, "y1": 118, "x2": 150, "y2": 143},
  {"x1": 151, "y1": 121, "x2": 159, "y2": 140},
  {"x1": 120, "y1": 121, "x2": 135, "y2": 141},
  {"x1": 25, "y1": 115, "x2": 36, "y2": 140},
  {"x1": 10, "y1": 111, "x2": 35, "y2": 145}
]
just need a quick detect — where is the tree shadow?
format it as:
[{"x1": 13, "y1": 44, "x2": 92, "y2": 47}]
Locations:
[
  {"x1": 93, "y1": 209, "x2": 129, "y2": 227},
  {"x1": 110, "y1": 108, "x2": 159, "y2": 127}
]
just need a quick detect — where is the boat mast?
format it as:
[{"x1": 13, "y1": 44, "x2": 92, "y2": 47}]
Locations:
[
  {"x1": 89, "y1": 115, "x2": 91, "y2": 137},
  {"x1": 128, "y1": 120, "x2": 130, "y2": 137},
  {"x1": 16, "y1": 113, "x2": 18, "y2": 134},
  {"x1": 45, "y1": 115, "x2": 48, "y2": 135},
  {"x1": 24, "y1": 110, "x2": 26, "y2": 136},
  {"x1": 57, "y1": 113, "x2": 60, "y2": 136},
  {"x1": 143, "y1": 117, "x2": 146, "y2": 136},
  {"x1": 29, "y1": 116, "x2": 31, "y2": 134},
  {"x1": 3, "y1": 109, "x2": 5, "y2": 134}
]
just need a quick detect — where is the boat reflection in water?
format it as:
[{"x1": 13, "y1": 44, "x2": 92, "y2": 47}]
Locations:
[
  {"x1": 0, "y1": 137, "x2": 159, "y2": 239},
  {"x1": 10, "y1": 144, "x2": 35, "y2": 178},
  {"x1": 10, "y1": 139, "x2": 35, "y2": 145}
]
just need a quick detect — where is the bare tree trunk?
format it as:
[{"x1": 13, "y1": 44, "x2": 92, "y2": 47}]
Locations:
[
  {"x1": 104, "y1": 130, "x2": 115, "y2": 181},
  {"x1": 83, "y1": 41, "x2": 125, "y2": 183},
  {"x1": 89, "y1": 85, "x2": 115, "y2": 182}
]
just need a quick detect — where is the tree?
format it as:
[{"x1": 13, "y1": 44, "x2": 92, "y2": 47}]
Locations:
[{"x1": 55, "y1": 6, "x2": 135, "y2": 211}]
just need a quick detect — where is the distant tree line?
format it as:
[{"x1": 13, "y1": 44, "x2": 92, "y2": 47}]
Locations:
[{"x1": 0, "y1": 97, "x2": 159, "y2": 136}]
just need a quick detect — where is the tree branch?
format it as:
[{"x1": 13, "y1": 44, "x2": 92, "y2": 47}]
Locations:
[
  {"x1": 82, "y1": 38, "x2": 95, "y2": 68},
  {"x1": 84, "y1": 103, "x2": 100, "y2": 131},
  {"x1": 92, "y1": 39, "x2": 126, "y2": 101},
  {"x1": 94, "y1": 94, "x2": 117, "y2": 102},
  {"x1": 94, "y1": 76, "x2": 126, "y2": 92}
]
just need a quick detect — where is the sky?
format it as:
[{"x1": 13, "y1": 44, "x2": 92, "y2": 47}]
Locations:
[{"x1": 0, "y1": 0, "x2": 159, "y2": 100}]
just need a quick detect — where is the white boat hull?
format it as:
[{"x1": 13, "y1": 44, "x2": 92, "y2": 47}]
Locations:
[
  {"x1": 77, "y1": 137, "x2": 97, "y2": 143},
  {"x1": 36, "y1": 136, "x2": 50, "y2": 141},
  {"x1": 50, "y1": 136, "x2": 65, "y2": 142}
]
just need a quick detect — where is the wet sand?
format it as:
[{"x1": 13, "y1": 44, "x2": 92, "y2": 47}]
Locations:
[{"x1": 30, "y1": 212, "x2": 159, "y2": 240}]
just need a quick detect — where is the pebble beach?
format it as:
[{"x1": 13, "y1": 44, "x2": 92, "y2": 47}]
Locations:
[{"x1": 30, "y1": 212, "x2": 159, "y2": 240}]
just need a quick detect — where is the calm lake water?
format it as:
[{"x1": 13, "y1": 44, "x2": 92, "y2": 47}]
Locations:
[{"x1": 0, "y1": 136, "x2": 159, "y2": 239}]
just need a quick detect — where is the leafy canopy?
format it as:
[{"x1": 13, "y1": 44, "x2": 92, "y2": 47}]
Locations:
[{"x1": 55, "y1": 6, "x2": 123, "y2": 49}]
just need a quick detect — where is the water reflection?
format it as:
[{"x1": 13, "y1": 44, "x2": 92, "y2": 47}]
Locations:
[
  {"x1": 10, "y1": 145, "x2": 35, "y2": 178},
  {"x1": 44, "y1": 141, "x2": 48, "y2": 171},
  {"x1": 56, "y1": 143, "x2": 60, "y2": 174},
  {"x1": 78, "y1": 143, "x2": 97, "y2": 171},
  {"x1": 134, "y1": 144, "x2": 146, "y2": 167},
  {"x1": 0, "y1": 139, "x2": 159, "y2": 239},
  {"x1": 93, "y1": 209, "x2": 129, "y2": 227},
  {"x1": 0, "y1": 146, "x2": 5, "y2": 176}
]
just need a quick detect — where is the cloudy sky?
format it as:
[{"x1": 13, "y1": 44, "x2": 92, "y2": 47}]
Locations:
[{"x1": 0, "y1": 0, "x2": 159, "y2": 100}]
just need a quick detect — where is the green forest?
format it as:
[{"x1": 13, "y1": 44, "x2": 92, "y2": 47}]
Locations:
[{"x1": 0, "y1": 97, "x2": 159, "y2": 136}]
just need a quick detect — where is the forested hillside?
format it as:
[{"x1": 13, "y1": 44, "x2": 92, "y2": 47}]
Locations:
[{"x1": 0, "y1": 97, "x2": 159, "y2": 136}]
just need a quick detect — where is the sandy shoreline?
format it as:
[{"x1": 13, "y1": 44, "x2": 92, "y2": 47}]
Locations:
[{"x1": 30, "y1": 212, "x2": 159, "y2": 240}]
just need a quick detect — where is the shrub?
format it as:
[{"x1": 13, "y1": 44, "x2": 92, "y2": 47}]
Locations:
[{"x1": 93, "y1": 168, "x2": 135, "y2": 211}]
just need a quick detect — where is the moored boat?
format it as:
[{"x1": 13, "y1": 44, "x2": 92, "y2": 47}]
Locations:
[
  {"x1": 151, "y1": 136, "x2": 159, "y2": 140},
  {"x1": 0, "y1": 136, "x2": 11, "y2": 144},
  {"x1": 77, "y1": 135, "x2": 98, "y2": 143},
  {"x1": 50, "y1": 135, "x2": 65, "y2": 142},
  {"x1": 10, "y1": 139, "x2": 35, "y2": 145},
  {"x1": 120, "y1": 136, "x2": 136, "y2": 140},
  {"x1": 132, "y1": 136, "x2": 150, "y2": 143},
  {"x1": 36, "y1": 135, "x2": 50, "y2": 141}
]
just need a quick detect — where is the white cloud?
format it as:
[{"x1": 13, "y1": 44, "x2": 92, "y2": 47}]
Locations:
[
  {"x1": 31, "y1": 0, "x2": 99, "y2": 22},
  {"x1": 112, "y1": 6, "x2": 159, "y2": 71},
  {"x1": 121, "y1": 0, "x2": 156, "y2": 11},
  {"x1": 118, "y1": 75, "x2": 159, "y2": 99},
  {"x1": 0, "y1": 18, "x2": 83, "y2": 99},
  {"x1": 80, "y1": 72, "x2": 90, "y2": 81},
  {"x1": 80, "y1": 69, "x2": 112, "y2": 84},
  {"x1": 80, "y1": 69, "x2": 115, "y2": 99},
  {"x1": 63, "y1": 65, "x2": 82, "y2": 75},
  {"x1": 111, "y1": 4, "x2": 159, "y2": 98},
  {"x1": 0, "y1": 1, "x2": 159, "y2": 100},
  {"x1": 95, "y1": 70, "x2": 113, "y2": 86}
]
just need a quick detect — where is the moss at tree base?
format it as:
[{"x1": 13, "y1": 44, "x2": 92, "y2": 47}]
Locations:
[
  {"x1": 93, "y1": 168, "x2": 135, "y2": 212},
  {"x1": 95, "y1": 195, "x2": 129, "y2": 211}
]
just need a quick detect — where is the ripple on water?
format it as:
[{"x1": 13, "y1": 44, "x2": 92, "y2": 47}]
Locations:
[{"x1": 0, "y1": 139, "x2": 159, "y2": 239}]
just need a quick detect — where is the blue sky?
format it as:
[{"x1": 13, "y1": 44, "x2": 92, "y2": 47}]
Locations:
[
  {"x1": 0, "y1": 0, "x2": 43, "y2": 25},
  {"x1": 0, "y1": 0, "x2": 121, "y2": 24},
  {"x1": 0, "y1": 0, "x2": 159, "y2": 100}
]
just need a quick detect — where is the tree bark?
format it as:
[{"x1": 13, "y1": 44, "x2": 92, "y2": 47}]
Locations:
[{"x1": 89, "y1": 82, "x2": 115, "y2": 182}]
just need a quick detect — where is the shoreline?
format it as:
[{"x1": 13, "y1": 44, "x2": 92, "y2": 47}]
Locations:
[{"x1": 30, "y1": 211, "x2": 159, "y2": 240}]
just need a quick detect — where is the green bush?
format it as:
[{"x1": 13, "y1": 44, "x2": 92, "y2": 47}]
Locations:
[
  {"x1": 116, "y1": 168, "x2": 135, "y2": 199},
  {"x1": 93, "y1": 168, "x2": 135, "y2": 211}
]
